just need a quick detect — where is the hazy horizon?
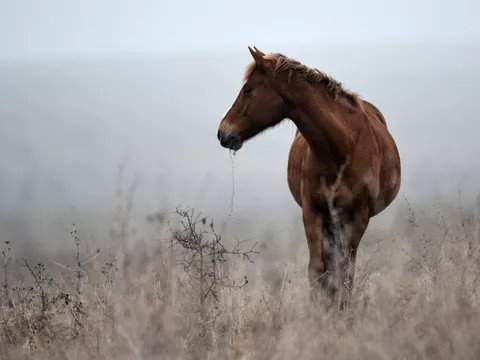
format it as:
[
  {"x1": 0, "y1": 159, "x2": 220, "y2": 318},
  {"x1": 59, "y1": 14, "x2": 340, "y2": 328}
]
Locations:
[{"x1": 1, "y1": 1, "x2": 479, "y2": 253}]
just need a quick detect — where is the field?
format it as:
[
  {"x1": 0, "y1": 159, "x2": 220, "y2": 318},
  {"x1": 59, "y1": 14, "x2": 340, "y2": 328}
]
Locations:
[
  {"x1": 1, "y1": 196, "x2": 480, "y2": 360},
  {"x1": 2, "y1": 1, "x2": 480, "y2": 358}
]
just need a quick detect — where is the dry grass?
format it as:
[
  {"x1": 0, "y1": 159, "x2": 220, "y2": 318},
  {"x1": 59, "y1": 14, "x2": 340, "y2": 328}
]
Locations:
[{"x1": 1, "y1": 199, "x2": 480, "y2": 360}]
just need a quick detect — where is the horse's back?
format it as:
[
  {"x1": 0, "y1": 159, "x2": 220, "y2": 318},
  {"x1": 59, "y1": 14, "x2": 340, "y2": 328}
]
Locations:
[{"x1": 362, "y1": 100, "x2": 387, "y2": 127}]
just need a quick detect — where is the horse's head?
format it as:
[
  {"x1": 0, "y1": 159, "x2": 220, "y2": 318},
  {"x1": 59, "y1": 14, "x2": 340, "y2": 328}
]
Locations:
[{"x1": 217, "y1": 47, "x2": 288, "y2": 151}]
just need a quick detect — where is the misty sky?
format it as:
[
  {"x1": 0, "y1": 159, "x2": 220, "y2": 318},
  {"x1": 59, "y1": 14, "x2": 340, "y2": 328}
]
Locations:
[{"x1": 1, "y1": 0, "x2": 479, "y2": 59}]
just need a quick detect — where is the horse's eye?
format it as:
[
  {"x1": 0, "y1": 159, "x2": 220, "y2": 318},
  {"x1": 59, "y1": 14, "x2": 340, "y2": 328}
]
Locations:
[{"x1": 243, "y1": 87, "x2": 253, "y2": 96}]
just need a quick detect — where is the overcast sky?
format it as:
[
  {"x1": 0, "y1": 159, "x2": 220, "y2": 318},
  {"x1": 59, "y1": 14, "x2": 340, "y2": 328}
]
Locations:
[{"x1": 1, "y1": 0, "x2": 479, "y2": 59}]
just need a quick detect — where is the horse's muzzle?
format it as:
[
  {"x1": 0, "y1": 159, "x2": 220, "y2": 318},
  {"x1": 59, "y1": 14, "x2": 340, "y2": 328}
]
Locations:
[{"x1": 217, "y1": 130, "x2": 243, "y2": 151}]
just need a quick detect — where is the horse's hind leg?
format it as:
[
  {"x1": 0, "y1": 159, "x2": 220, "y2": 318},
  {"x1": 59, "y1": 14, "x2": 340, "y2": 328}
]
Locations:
[
  {"x1": 302, "y1": 202, "x2": 339, "y2": 304},
  {"x1": 333, "y1": 206, "x2": 370, "y2": 310},
  {"x1": 303, "y1": 200, "x2": 370, "y2": 308}
]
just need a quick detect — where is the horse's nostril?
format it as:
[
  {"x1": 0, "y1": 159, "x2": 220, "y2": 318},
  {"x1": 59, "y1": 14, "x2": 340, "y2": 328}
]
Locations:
[
  {"x1": 218, "y1": 130, "x2": 241, "y2": 150},
  {"x1": 219, "y1": 133, "x2": 233, "y2": 147}
]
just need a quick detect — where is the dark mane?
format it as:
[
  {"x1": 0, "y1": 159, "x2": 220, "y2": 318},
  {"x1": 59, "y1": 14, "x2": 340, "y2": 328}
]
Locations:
[{"x1": 244, "y1": 53, "x2": 360, "y2": 105}]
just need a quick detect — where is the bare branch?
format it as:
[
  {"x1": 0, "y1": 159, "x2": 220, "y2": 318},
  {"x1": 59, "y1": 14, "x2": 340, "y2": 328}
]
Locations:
[{"x1": 169, "y1": 207, "x2": 258, "y2": 307}]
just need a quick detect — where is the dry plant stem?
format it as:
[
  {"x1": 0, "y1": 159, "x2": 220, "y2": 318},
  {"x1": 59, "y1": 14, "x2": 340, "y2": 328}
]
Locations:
[
  {"x1": 170, "y1": 207, "x2": 258, "y2": 309},
  {"x1": 23, "y1": 259, "x2": 51, "y2": 321},
  {"x1": 2, "y1": 242, "x2": 12, "y2": 307}
]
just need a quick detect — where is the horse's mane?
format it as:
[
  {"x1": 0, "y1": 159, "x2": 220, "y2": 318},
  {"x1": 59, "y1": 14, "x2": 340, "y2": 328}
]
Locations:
[{"x1": 244, "y1": 53, "x2": 360, "y2": 106}]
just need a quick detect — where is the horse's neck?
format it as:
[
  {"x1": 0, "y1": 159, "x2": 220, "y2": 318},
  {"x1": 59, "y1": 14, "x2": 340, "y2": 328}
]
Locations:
[{"x1": 287, "y1": 84, "x2": 356, "y2": 163}]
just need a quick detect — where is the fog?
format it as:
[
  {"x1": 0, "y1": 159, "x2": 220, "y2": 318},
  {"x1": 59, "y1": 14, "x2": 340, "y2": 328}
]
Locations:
[{"x1": 1, "y1": 1, "x2": 479, "y2": 253}]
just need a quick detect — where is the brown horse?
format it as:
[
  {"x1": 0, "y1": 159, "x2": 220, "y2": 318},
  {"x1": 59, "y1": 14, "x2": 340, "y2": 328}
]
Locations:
[{"x1": 217, "y1": 47, "x2": 401, "y2": 307}]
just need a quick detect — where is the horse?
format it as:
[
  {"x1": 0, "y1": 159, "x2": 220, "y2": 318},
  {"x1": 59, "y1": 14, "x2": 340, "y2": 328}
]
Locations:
[{"x1": 217, "y1": 47, "x2": 401, "y2": 307}]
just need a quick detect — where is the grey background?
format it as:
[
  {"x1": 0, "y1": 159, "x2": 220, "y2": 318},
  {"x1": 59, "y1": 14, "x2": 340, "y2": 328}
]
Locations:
[{"x1": 0, "y1": 0, "x2": 479, "y2": 253}]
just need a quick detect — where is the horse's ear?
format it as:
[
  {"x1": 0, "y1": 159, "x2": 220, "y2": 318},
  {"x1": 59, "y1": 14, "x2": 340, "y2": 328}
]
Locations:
[
  {"x1": 248, "y1": 46, "x2": 266, "y2": 66},
  {"x1": 253, "y1": 46, "x2": 265, "y2": 56}
]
